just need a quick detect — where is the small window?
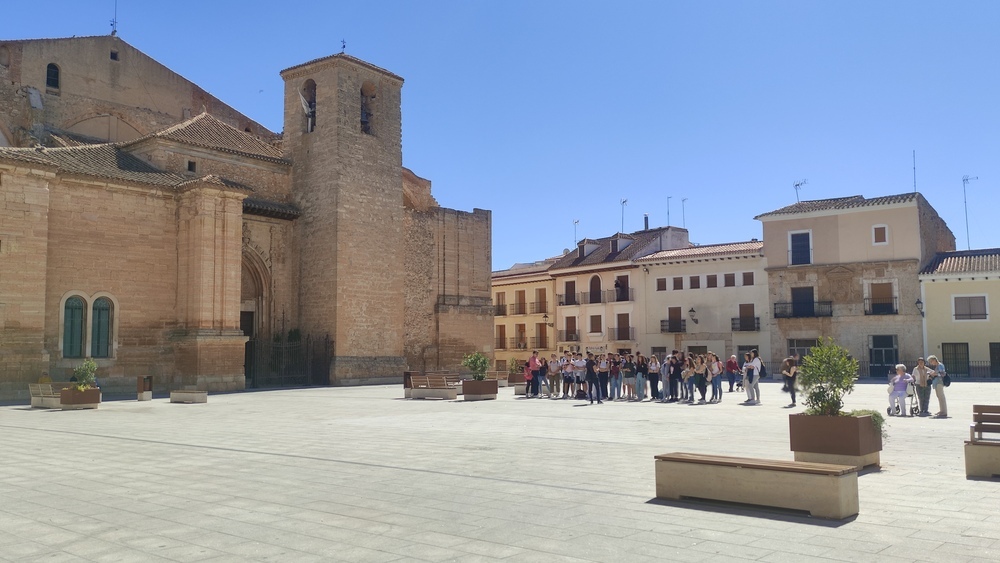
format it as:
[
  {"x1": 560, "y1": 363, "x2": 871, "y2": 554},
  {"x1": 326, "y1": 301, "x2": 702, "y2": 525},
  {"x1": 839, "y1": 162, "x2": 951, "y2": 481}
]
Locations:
[
  {"x1": 91, "y1": 298, "x2": 113, "y2": 358},
  {"x1": 187, "y1": 160, "x2": 196, "y2": 173},
  {"x1": 789, "y1": 231, "x2": 812, "y2": 265},
  {"x1": 46, "y1": 63, "x2": 60, "y2": 90},
  {"x1": 63, "y1": 296, "x2": 85, "y2": 358},
  {"x1": 706, "y1": 275, "x2": 718, "y2": 288},
  {"x1": 361, "y1": 81, "x2": 377, "y2": 135},
  {"x1": 673, "y1": 277, "x2": 683, "y2": 290},
  {"x1": 301, "y1": 79, "x2": 317, "y2": 133},
  {"x1": 742, "y1": 272, "x2": 754, "y2": 286},
  {"x1": 689, "y1": 276, "x2": 700, "y2": 289},
  {"x1": 110, "y1": 50, "x2": 119, "y2": 61},
  {"x1": 873, "y1": 225, "x2": 888, "y2": 245},
  {"x1": 724, "y1": 273, "x2": 736, "y2": 287},
  {"x1": 656, "y1": 278, "x2": 667, "y2": 291},
  {"x1": 589, "y1": 315, "x2": 602, "y2": 333},
  {"x1": 954, "y1": 296, "x2": 988, "y2": 320}
]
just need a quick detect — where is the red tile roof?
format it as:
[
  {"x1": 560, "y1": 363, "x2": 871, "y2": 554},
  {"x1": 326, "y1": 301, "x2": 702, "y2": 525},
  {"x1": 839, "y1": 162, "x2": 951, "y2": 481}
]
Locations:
[
  {"x1": 755, "y1": 192, "x2": 919, "y2": 219},
  {"x1": 280, "y1": 53, "x2": 403, "y2": 82},
  {"x1": 0, "y1": 144, "x2": 184, "y2": 186},
  {"x1": 122, "y1": 113, "x2": 288, "y2": 165},
  {"x1": 549, "y1": 227, "x2": 683, "y2": 270},
  {"x1": 637, "y1": 240, "x2": 764, "y2": 262},
  {"x1": 920, "y1": 248, "x2": 1000, "y2": 275}
]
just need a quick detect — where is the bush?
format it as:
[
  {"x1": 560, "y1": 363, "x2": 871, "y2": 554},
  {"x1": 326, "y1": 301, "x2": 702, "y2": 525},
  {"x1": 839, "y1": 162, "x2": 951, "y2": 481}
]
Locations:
[
  {"x1": 462, "y1": 352, "x2": 491, "y2": 381},
  {"x1": 798, "y1": 338, "x2": 859, "y2": 416},
  {"x1": 72, "y1": 358, "x2": 98, "y2": 391}
]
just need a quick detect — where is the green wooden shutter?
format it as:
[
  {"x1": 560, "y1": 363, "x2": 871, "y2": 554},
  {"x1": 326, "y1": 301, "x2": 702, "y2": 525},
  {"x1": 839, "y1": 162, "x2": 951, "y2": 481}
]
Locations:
[
  {"x1": 64, "y1": 297, "x2": 84, "y2": 358},
  {"x1": 91, "y1": 298, "x2": 112, "y2": 358}
]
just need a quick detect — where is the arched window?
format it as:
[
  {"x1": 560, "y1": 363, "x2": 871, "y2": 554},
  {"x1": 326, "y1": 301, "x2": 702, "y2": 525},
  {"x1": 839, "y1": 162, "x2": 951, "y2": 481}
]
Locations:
[
  {"x1": 589, "y1": 275, "x2": 602, "y2": 304},
  {"x1": 360, "y1": 81, "x2": 376, "y2": 135},
  {"x1": 46, "y1": 63, "x2": 60, "y2": 90},
  {"x1": 64, "y1": 296, "x2": 85, "y2": 358},
  {"x1": 300, "y1": 79, "x2": 316, "y2": 133},
  {"x1": 91, "y1": 298, "x2": 113, "y2": 358}
]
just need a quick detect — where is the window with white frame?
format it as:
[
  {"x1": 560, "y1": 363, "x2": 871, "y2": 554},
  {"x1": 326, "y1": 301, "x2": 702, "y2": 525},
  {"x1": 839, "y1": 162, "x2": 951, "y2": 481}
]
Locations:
[
  {"x1": 789, "y1": 230, "x2": 812, "y2": 265},
  {"x1": 872, "y1": 224, "x2": 888, "y2": 245},
  {"x1": 954, "y1": 295, "x2": 988, "y2": 320},
  {"x1": 60, "y1": 292, "x2": 118, "y2": 359}
]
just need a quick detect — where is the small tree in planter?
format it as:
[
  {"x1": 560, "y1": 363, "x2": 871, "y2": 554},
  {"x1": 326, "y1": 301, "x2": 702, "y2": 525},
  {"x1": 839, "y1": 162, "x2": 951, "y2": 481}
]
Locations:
[
  {"x1": 461, "y1": 351, "x2": 496, "y2": 400},
  {"x1": 62, "y1": 358, "x2": 101, "y2": 410},
  {"x1": 789, "y1": 338, "x2": 885, "y2": 469}
]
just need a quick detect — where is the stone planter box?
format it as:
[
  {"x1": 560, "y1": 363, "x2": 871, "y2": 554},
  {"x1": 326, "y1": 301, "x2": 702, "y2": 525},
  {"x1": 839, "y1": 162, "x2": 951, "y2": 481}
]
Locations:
[
  {"x1": 789, "y1": 413, "x2": 882, "y2": 469},
  {"x1": 462, "y1": 379, "x2": 498, "y2": 401},
  {"x1": 170, "y1": 390, "x2": 208, "y2": 403},
  {"x1": 60, "y1": 388, "x2": 101, "y2": 410}
]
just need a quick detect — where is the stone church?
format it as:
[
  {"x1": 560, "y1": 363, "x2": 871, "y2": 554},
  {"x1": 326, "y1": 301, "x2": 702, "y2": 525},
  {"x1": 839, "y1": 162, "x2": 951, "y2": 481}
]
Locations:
[{"x1": 0, "y1": 35, "x2": 492, "y2": 400}]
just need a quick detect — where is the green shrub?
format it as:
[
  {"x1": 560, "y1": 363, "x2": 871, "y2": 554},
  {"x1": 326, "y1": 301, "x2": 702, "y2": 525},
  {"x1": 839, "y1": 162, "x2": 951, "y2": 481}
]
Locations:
[
  {"x1": 462, "y1": 352, "x2": 491, "y2": 381},
  {"x1": 798, "y1": 338, "x2": 859, "y2": 416},
  {"x1": 72, "y1": 358, "x2": 98, "y2": 391}
]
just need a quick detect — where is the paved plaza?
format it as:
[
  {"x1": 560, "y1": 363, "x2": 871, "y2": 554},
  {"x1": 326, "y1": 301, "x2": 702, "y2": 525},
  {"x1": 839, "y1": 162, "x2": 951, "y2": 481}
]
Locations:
[{"x1": 2, "y1": 381, "x2": 1000, "y2": 562}]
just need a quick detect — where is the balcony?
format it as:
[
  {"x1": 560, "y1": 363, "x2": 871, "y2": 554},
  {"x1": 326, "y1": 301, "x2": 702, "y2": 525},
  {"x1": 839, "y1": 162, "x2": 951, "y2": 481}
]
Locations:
[
  {"x1": 660, "y1": 319, "x2": 687, "y2": 333},
  {"x1": 529, "y1": 301, "x2": 549, "y2": 314},
  {"x1": 731, "y1": 317, "x2": 761, "y2": 331},
  {"x1": 580, "y1": 291, "x2": 605, "y2": 305},
  {"x1": 530, "y1": 336, "x2": 549, "y2": 349},
  {"x1": 509, "y1": 302, "x2": 527, "y2": 315},
  {"x1": 606, "y1": 287, "x2": 634, "y2": 302},
  {"x1": 508, "y1": 337, "x2": 528, "y2": 350},
  {"x1": 557, "y1": 293, "x2": 580, "y2": 306},
  {"x1": 608, "y1": 326, "x2": 635, "y2": 341},
  {"x1": 494, "y1": 303, "x2": 507, "y2": 316},
  {"x1": 558, "y1": 330, "x2": 580, "y2": 342},
  {"x1": 774, "y1": 301, "x2": 833, "y2": 318},
  {"x1": 494, "y1": 337, "x2": 507, "y2": 350},
  {"x1": 864, "y1": 297, "x2": 898, "y2": 315}
]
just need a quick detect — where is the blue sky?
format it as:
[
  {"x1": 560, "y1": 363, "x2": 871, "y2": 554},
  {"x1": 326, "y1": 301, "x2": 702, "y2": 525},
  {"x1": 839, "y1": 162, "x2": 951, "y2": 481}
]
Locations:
[{"x1": 5, "y1": 1, "x2": 1000, "y2": 270}]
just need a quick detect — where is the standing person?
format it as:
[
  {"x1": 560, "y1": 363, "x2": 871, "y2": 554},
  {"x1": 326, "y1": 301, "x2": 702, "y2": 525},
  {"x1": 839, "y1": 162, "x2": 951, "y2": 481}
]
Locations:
[
  {"x1": 680, "y1": 358, "x2": 693, "y2": 403},
  {"x1": 598, "y1": 354, "x2": 610, "y2": 401},
  {"x1": 622, "y1": 355, "x2": 636, "y2": 400},
  {"x1": 745, "y1": 349, "x2": 763, "y2": 405},
  {"x1": 528, "y1": 351, "x2": 541, "y2": 398},
  {"x1": 573, "y1": 353, "x2": 587, "y2": 399},
  {"x1": 726, "y1": 354, "x2": 740, "y2": 392},
  {"x1": 585, "y1": 353, "x2": 602, "y2": 404},
  {"x1": 609, "y1": 355, "x2": 622, "y2": 401},
  {"x1": 888, "y1": 364, "x2": 914, "y2": 416},
  {"x1": 547, "y1": 354, "x2": 561, "y2": 398},
  {"x1": 635, "y1": 354, "x2": 648, "y2": 401},
  {"x1": 648, "y1": 355, "x2": 661, "y2": 401},
  {"x1": 780, "y1": 354, "x2": 798, "y2": 407},
  {"x1": 911, "y1": 357, "x2": 933, "y2": 416},
  {"x1": 927, "y1": 355, "x2": 948, "y2": 418},
  {"x1": 561, "y1": 356, "x2": 575, "y2": 399},
  {"x1": 522, "y1": 361, "x2": 534, "y2": 398},
  {"x1": 708, "y1": 352, "x2": 723, "y2": 403},
  {"x1": 668, "y1": 350, "x2": 682, "y2": 402},
  {"x1": 694, "y1": 355, "x2": 709, "y2": 403}
]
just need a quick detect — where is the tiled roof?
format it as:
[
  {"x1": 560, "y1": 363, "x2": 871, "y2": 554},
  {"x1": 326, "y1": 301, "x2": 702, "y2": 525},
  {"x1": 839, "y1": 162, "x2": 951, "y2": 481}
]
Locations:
[
  {"x1": 122, "y1": 113, "x2": 288, "y2": 165},
  {"x1": 637, "y1": 240, "x2": 763, "y2": 262},
  {"x1": 755, "y1": 192, "x2": 919, "y2": 219},
  {"x1": 920, "y1": 248, "x2": 1000, "y2": 275},
  {"x1": 280, "y1": 53, "x2": 404, "y2": 82},
  {"x1": 177, "y1": 174, "x2": 253, "y2": 192},
  {"x1": 492, "y1": 256, "x2": 564, "y2": 279},
  {"x1": 549, "y1": 228, "x2": 678, "y2": 270},
  {"x1": 243, "y1": 198, "x2": 301, "y2": 220},
  {"x1": 0, "y1": 144, "x2": 184, "y2": 187}
]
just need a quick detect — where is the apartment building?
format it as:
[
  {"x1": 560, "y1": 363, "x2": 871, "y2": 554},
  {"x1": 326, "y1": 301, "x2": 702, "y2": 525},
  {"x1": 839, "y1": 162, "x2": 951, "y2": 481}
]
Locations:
[{"x1": 491, "y1": 257, "x2": 561, "y2": 371}]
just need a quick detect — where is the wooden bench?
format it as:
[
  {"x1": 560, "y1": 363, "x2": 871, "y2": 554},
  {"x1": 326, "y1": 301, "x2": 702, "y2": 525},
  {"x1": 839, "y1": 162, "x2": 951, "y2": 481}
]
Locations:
[
  {"x1": 965, "y1": 404, "x2": 1000, "y2": 478},
  {"x1": 28, "y1": 382, "x2": 73, "y2": 408},
  {"x1": 170, "y1": 389, "x2": 208, "y2": 403},
  {"x1": 409, "y1": 375, "x2": 458, "y2": 400},
  {"x1": 487, "y1": 371, "x2": 510, "y2": 388},
  {"x1": 654, "y1": 452, "x2": 859, "y2": 519}
]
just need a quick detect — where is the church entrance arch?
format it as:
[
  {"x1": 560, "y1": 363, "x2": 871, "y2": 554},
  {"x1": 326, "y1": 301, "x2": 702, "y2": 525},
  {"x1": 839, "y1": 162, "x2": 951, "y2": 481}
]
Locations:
[{"x1": 241, "y1": 250, "x2": 271, "y2": 387}]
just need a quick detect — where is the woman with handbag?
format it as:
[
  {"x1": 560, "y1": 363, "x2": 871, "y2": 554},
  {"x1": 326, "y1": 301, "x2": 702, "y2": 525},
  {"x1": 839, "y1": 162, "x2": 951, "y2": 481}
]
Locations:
[{"x1": 927, "y1": 355, "x2": 948, "y2": 418}]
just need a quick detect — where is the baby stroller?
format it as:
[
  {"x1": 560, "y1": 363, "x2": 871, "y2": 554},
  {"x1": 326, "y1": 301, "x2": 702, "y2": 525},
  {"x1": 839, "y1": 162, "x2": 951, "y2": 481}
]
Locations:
[{"x1": 887, "y1": 380, "x2": 919, "y2": 416}]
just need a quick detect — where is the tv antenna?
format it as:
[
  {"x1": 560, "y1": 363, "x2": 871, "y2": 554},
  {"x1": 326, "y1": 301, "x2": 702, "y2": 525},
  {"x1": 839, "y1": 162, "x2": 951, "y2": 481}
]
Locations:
[
  {"x1": 666, "y1": 196, "x2": 672, "y2": 226},
  {"x1": 110, "y1": 0, "x2": 118, "y2": 36},
  {"x1": 573, "y1": 219, "x2": 579, "y2": 245},
  {"x1": 620, "y1": 199, "x2": 628, "y2": 232},
  {"x1": 793, "y1": 179, "x2": 808, "y2": 203},
  {"x1": 962, "y1": 175, "x2": 978, "y2": 250},
  {"x1": 341, "y1": 39, "x2": 346, "y2": 53},
  {"x1": 681, "y1": 198, "x2": 688, "y2": 228}
]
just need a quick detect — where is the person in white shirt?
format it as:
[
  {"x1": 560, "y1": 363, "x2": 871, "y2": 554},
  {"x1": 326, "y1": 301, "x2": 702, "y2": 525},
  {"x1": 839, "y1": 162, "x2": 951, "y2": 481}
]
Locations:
[{"x1": 743, "y1": 349, "x2": 763, "y2": 405}]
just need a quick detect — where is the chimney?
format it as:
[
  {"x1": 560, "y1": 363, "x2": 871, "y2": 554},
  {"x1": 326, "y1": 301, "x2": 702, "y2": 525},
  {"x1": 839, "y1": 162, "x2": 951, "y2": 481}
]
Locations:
[{"x1": 643, "y1": 213, "x2": 649, "y2": 230}]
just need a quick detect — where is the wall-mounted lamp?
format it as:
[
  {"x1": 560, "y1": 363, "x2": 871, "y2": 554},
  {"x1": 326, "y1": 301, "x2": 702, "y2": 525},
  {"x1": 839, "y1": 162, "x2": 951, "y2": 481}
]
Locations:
[
  {"x1": 643, "y1": 267, "x2": 649, "y2": 273},
  {"x1": 914, "y1": 298, "x2": 924, "y2": 318},
  {"x1": 542, "y1": 313, "x2": 555, "y2": 327},
  {"x1": 688, "y1": 307, "x2": 699, "y2": 324}
]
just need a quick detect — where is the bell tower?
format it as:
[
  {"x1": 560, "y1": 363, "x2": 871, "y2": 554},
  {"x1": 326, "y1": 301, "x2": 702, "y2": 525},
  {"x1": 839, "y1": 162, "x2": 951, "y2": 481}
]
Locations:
[{"x1": 280, "y1": 54, "x2": 407, "y2": 382}]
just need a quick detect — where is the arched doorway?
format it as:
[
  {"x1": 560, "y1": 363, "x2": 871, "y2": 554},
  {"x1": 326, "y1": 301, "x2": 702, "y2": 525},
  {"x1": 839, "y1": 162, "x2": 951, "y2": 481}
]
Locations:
[{"x1": 241, "y1": 250, "x2": 271, "y2": 386}]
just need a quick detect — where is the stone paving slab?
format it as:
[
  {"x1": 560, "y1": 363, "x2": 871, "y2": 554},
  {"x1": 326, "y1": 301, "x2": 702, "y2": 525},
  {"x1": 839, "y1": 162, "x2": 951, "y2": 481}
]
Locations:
[{"x1": 1, "y1": 382, "x2": 999, "y2": 562}]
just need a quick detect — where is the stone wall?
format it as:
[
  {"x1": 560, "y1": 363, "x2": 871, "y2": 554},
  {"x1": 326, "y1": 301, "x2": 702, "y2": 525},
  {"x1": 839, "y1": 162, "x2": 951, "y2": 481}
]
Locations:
[{"x1": 917, "y1": 195, "x2": 956, "y2": 268}]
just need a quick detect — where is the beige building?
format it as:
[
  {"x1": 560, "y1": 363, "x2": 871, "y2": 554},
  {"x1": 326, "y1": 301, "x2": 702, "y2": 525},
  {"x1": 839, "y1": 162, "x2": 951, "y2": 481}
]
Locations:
[
  {"x1": 490, "y1": 257, "x2": 561, "y2": 372},
  {"x1": 0, "y1": 35, "x2": 491, "y2": 400},
  {"x1": 919, "y1": 248, "x2": 1000, "y2": 377},
  {"x1": 635, "y1": 240, "x2": 771, "y2": 362},
  {"x1": 756, "y1": 193, "x2": 954, "y2": 376},
  {"x1": 546, "y1": 227, "x2": 689, "y2": 357}
]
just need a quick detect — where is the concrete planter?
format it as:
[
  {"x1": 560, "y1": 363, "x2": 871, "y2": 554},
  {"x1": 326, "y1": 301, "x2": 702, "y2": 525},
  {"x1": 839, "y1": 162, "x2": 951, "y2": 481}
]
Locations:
[
  {"x1": 60, "y1": 387, "x2": 101, "y2": 410},
  {"x1": 789, "y1": 413, "x2": 882, "y2": 469},
  {"x1": 462, "y1": 379, "x2": 498, "y2": 401}
]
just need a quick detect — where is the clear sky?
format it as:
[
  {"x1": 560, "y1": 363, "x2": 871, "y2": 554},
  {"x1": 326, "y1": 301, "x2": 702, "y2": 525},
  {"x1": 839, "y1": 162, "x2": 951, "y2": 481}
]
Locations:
[{"x1": 5, "y1": 1, "x2": 1000, "y2": 270}]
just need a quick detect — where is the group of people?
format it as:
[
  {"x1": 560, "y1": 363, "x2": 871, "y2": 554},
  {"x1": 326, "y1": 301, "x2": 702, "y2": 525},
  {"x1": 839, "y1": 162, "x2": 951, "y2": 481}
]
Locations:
[
  {"x1": 521, "y1": 348, "x2": 775, "y2": 405},
  {"x1": 887, "y1": 355, "x2": 949, "y2": 417}
]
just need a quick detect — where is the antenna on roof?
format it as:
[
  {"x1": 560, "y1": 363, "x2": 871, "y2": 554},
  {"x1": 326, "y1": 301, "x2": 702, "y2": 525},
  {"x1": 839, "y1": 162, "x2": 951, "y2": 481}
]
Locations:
[
  {"x1": 573, "y1": 219, "x2": 579, "y2": 245},
  {"x1": 793, "y1": 179, "x2": 808, "y2": 202},
  {"x1": 341, "y1": 39, "x2": 347, "y2": 54},
  {"x1": 620, "y1": 199, "x2": 628, "y2": 232},
  {"x1": 912, "y1": 150, "x2": 917, "y2": 193},
  {"x1": 681, "y1": 198, "x2": 688, "y2": 228},
  {"x1": 110, "y1": 0, "x2": 118, "y2": 36},
  {"x1": 962, "y1": 175, "x2": 978, "y2": 250}
]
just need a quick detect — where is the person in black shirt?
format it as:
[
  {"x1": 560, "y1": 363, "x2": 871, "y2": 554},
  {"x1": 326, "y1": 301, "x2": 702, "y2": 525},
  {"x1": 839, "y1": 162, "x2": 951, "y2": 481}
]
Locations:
[{"x1": 585, "y1": 353, "x2": 602, "y2": 404}]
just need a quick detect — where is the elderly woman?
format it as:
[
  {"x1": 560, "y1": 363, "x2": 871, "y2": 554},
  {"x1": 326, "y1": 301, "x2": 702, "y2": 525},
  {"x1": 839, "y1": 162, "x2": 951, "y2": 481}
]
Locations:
[
  {"x1": 888, "y1": 364, "x2": 913, "y2": 416},
  {"x1": 911, "y1": 357, "x2": 933, "y2": 416},
  {"x1": 927, "y1": 355, "x2": 948, "y2": 418}
]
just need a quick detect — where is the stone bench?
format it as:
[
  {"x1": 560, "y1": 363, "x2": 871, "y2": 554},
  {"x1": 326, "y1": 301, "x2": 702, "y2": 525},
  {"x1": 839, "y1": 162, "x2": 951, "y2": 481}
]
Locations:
[
  {"x1": 28, "y1": 383, "x2": 73, "y2": 409},
  {"x1": 170, "y1": 390, "x2": 208, "y2": 404},
  {"x1": 654, "y1": 452, "x2": 859, "y2": 519},
  {"x1": 966, "y1": 404, "x2": 1000, "y2": 479},
  {"x1": 409, "y1": 375, "x2": 458, "y2": 400}
]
